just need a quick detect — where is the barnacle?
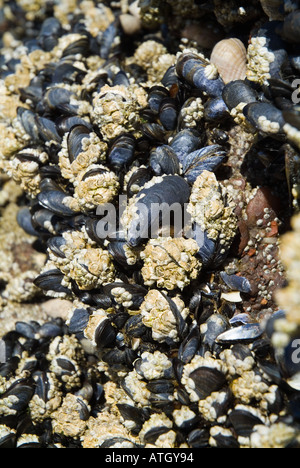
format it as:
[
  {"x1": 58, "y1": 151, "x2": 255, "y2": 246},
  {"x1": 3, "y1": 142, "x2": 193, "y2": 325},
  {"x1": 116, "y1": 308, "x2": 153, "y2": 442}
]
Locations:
[
  {"x1": 51, "y1": 394, "x2": 89, "y2": 438},
  {"x1": 140, "y1": 289, "x2": 189, "y2": 342},
  {"x1": 187, "y1": 170, "x2": 237, "y2": 250},
  {"x1": 82, "y1": 410, "x2": 138, "y2": 448},
  {"x1": 7, "y1": 149, "x2": 48, "y2": 197},
  {"x1": 73, "y1": 165, "x2": 119, "y2": 211},
  {"x1": 246, "y1": 36, "x2": 275, "y2": 85},
  {"x1": 69, "y1": 247, "x2": 115, "y2": 290},
  {"x1": 250, "y1": 423, "x2": 300, "y2": 448},
  {"x1": 91, "y1": 84, "x2": 147, "y2": 141},
  {"x1": 132, "y1": 40, "x2": 176, "y2": 83},
  {"x1": 141, "y1": 237, "x2": 201, "y2": 290},
  {"x1": 58, "y1": 131, "x2": 107, "y2": 183}
]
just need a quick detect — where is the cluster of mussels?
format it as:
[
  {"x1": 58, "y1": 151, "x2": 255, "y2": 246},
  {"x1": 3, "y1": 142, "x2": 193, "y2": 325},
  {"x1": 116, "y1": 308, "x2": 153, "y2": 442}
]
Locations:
[{"x1": 1, "y1": 0, "x2": 300, "y2": 448}]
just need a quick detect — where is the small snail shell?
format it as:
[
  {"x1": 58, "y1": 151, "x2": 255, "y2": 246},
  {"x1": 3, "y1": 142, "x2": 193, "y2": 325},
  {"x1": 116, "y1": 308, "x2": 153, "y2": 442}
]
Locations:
[{"x1": 210, "y1": 38, "x2": 247, "y2": 84}]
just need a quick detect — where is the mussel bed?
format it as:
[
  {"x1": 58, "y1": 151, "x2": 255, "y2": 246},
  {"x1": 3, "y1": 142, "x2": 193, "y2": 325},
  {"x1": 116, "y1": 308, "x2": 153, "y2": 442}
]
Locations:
[{"x1": 0, "y1": 0, "x2": 300, "y2": 449}]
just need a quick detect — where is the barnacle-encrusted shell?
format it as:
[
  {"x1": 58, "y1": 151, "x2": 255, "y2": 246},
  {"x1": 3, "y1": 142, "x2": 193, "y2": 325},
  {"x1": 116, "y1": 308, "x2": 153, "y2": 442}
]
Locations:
[
  {"x1": 179, "y1": 97, "x2": 204, "y2": 128},
  {"x1": 51, "y1": 393, "x2": 90, "y2": 438},
  {"x1": 74, "y1": 165, "x2": 119, "y2": 211},
  {"x1": 91, "y1": 84, "x2": 147, "y2": 141},
  {"x1": 58, "y1": 131, "x2": 107, "y2": 183},
  {"x1": 69, "y1": 247, "x2": 115, "y2": 290},
  {"x1": 140, "y1": 289, "x2": 189, "y2": 342},
  {"x1": 82, "y1": 411, "x2": 138, "y2": 448},
  {"x1": 1, "y1": 0, "x2": 300, "y2": 450},
  {"x1": 187, "y1": 170, "x2": 237, "y2": 247},
  {"x1": 250, "y1": 423, "x2": 299, "y2": 448},
  {"x1": 141, "y1": 237, "x2": 201, "y2": 290},
  {"x1": 181, "y1": 354, "x2": 227, "y2": 403},
  {"x1": 7, "y1": 149, "x2": 48, "y2": 197},
  {"x1": 139, "y1": 413, "x2": 175, "y2": 447},
  {"x1": 210, "y1": 38, "x2": 247, "y2": 84},
  {"x1": 132, "y1": 40, "x2": 176, "y2": 83},
  {"x1": 136, "y1": 350, "x2": 173, "y2": 380}
]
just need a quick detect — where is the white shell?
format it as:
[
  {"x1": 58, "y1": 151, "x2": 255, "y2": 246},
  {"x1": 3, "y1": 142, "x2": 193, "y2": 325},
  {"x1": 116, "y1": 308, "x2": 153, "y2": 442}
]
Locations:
[{"x1": 210, "y1": 38, "x2": 247, "y2": 84}]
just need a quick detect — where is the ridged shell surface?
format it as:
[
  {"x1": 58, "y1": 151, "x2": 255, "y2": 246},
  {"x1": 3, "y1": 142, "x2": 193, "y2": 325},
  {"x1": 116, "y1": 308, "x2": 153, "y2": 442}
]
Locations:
[{"x1": 210, "y1": 38, "x2": 247, "y2": 84}]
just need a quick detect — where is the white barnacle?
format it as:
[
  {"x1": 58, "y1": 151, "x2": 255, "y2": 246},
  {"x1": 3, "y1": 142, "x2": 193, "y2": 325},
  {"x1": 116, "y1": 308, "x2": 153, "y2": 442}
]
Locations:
[
  {"x1": 219, "y1": 348, "x2": 255, "y2": 377},
  {"x1": 73, "y1": 164, "x2": 119, "y2": 211},
  {"x1": 111, "y1": 286, "x2": 133, "y2": 308},
  {"x1": 141, "y1": 237, "x2": 201, "y2": 290},
  {"x1": 204, "y1": 63, "x2": 219, "y2": 80},
  {"x1": 187, "y1": 171, "x2": 237, "y2": 247},
  {"x1": 140, "y1": 289, "x2": 189, "y2": 343},
  {"x1": 139, "y1": 413, "x2": 173, "y2": 445},
  {"x1": 250, "y1": 423, "x2": 299, "y2": 448},
  {"x1": 284, "y1": 122, "x2": 300, "y2": 150},
  {"x1": 137, "y1": 350, "x2": 173, "y2": 380},
  {"x1": 230, "y1": 371, "x2": 270, "y2": 405},
  {"x1": 172, "y1": 406, "x2": 196, "y2": 428},
  {"x1": 246, "y1": 36, "x2": 275, "y2": 85},
  {"x1": 123, "y1": 369, "x2": 150, "y2": 406},
  {"x1": 257, "y1": 115, "x2": 280, "y2": 134}
]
